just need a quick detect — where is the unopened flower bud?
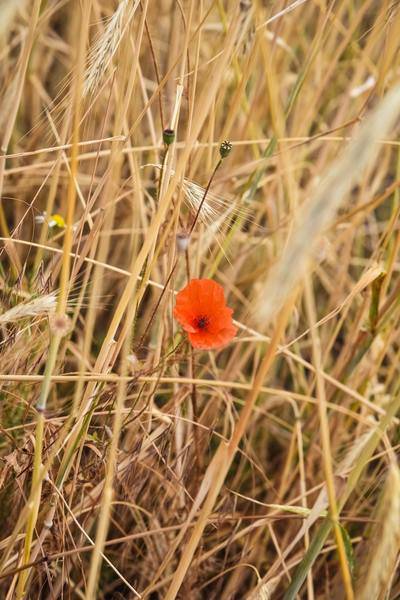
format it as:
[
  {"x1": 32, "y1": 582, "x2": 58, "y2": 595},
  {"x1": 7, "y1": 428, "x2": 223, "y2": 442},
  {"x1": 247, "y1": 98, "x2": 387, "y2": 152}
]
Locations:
[
  {"x1": 163, "y1": 128, "x2": 175, "y2": 146},
  {"x1": 219, "y1": 140, "x2": 232, "y2": 159},
  {"x1": 176, "y1": 232, "x2": 190, "y2": 252}
]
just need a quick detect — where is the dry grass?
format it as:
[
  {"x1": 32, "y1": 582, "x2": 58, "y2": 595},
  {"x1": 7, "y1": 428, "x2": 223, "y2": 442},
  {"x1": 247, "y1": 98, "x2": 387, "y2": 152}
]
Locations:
[{"x1": 0, "y1": 1, "x2": 400, "y2": 598}]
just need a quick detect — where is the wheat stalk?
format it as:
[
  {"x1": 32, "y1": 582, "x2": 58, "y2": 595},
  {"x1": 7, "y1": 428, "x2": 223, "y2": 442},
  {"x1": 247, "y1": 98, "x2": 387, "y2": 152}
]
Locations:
[
  {"x1": 0, "y1": 294, "x2": 56, "y2": 324},
  {"x1": 83, "y1": 0, "x2": 139, "y2": 96},
  {"x1": 143, "y1": 163, "x2": 252, "y2": 228},
  {"x1": 257, "y1": 85, "x2": 400, "y2": 326}
]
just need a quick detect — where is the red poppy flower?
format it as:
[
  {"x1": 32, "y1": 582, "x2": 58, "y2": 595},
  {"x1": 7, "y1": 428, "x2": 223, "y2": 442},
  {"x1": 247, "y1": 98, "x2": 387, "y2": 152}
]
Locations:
[{"x1": 173, "y1": 279, "x2": 237, "y2": 349}]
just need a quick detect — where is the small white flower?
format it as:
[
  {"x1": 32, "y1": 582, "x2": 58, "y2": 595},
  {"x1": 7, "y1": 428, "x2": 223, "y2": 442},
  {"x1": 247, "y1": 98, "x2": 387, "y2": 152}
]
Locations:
[
  {"x1": 34, "y1": 211, "x2": 47, "y2": 224},
  {"x1": 35, "y1": 212, "x2": 66, "y2": 228}
]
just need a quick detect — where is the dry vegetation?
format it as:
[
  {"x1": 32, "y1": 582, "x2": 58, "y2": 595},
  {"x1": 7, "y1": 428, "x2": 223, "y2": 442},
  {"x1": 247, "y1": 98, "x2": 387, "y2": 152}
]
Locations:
[{"x1": 1, "y1": 0, "x2": 400, "y2": 598}]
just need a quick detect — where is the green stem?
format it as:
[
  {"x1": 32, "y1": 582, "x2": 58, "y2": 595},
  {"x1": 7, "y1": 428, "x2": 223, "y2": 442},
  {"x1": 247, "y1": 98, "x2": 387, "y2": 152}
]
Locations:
[{"x1": 283, "y1": 387, "x2": 400, "y2": 599}]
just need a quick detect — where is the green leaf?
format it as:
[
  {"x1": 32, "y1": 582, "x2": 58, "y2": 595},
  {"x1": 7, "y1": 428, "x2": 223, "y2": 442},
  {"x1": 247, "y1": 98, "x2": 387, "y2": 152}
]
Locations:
[{"x1": 339, "y1": 524, "x2": 355, "y2": 576}]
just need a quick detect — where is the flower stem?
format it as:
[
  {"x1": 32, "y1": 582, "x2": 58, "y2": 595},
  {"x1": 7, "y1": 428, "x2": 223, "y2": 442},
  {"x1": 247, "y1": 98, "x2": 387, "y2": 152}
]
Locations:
[
  {"x1": 163, "y1": 296, "x2": 295, "y2": 600},
  {"x1": 189, "y1": 158, "x2": 222, "y2": 234}
]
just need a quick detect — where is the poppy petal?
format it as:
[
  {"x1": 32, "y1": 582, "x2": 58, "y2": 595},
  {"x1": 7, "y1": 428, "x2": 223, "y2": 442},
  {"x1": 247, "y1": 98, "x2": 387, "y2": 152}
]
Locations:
[{"x1": 188, "y1": 323, "x2": 237, "y2": 349}]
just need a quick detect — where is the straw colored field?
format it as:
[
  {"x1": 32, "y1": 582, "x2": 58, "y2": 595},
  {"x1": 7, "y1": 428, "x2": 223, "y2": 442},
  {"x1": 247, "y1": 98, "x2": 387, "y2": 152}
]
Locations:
[{"x1": 0, "y1": 1, "x2": 400, "y2": 598}]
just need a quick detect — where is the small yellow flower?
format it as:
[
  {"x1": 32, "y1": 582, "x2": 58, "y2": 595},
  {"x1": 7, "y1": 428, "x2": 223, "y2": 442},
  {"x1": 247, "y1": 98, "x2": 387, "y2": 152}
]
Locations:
[
  {"x1": 35, "y1": 212, "x2": 66, "y2": 228},
  {"x1": 48, "y1": 214, "x2": 66, "y2": 228}
]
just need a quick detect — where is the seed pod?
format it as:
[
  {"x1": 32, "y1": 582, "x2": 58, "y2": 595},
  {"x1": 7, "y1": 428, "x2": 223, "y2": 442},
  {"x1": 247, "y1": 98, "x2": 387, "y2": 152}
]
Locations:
[
  {"x1": 219, "y1": 140, "x2": 232, "y2": 159},
  {"x1": 163, "y1": 128, "x2": 175, "y2": 146}
]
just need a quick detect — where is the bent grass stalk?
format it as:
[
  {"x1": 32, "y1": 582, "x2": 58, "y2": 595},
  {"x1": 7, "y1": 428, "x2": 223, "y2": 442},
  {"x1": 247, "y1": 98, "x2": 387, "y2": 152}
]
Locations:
[
  {"x1": 25, "y1": 12, "x2": 240, "y2": 597},
  {"x1": 84, "y1": 303, "x2": 138, "y2": 598},
  {"x1": 57, "y1": 17, "x2": 241, "y2": 595},
  {"x1": 51, "y1": 0, "x2": 148, "y2": 509},
  {"x1": 52, "y1": 2, "x2": 146, "y2": 495},
  {"x1": 75, "y1": 0, "x2": 141, "y2": 358},
  {"x1": 304, "y1": 275, "x2": 354, "y2": 599},
  {"x1": 15, "y1": 2, "x2": 89, "y2": 596},
  {"x1": 162, "y1": 297, "x2": 295, "y2": 600}
]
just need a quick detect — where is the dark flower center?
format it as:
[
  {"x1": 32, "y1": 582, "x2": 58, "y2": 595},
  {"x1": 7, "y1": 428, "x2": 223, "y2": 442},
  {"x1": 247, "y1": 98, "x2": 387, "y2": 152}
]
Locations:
[{"x1": 195, "y1": 315, "x2": 209, "y2": 330}]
